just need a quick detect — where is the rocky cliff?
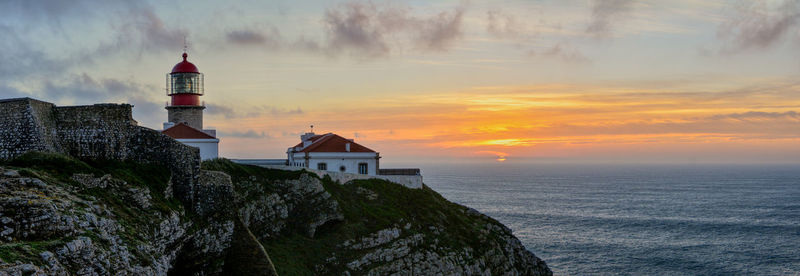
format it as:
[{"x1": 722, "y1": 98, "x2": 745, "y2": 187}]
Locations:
[{"x1": 0, "y1": 152, "x2": 551, "y2": 275}]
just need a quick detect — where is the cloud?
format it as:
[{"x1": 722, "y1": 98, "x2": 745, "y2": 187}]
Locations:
[
  {"x1": 291, "y1": 36, "x2": 322, "y2": 52},
  {"x1": 33, "y1": 73, "x2": 164, "y2": 125},
  {"x1": 0, "y1": 1, "x2": 188, "y2": 74},
  {"x1": 216, "y1": 1, "x2": 466, "y2": 58},
  {"x1": 0, "y1": 71, "x2": 165, "y2": 127},
  {"x1": 282, "y1": 131, "x2": 305, "y2": 138},
  {"x1": 0, "y1": 26, "x2": 75, "y2": 80},
  {"x1": 322, "y1": 1, "x2": 466, "y2": 57},
  {"x1": 226, "y1": 27, "x2": 282, "y2": 49},
  {"x1": 205, "y1": 104, "x2": 237, "y2": 118},
  {"x1": 206, "y1": 104, "x2": 303, "y2": 119},
  {"x1": 474, "y1": 150, "x2": 509, "y2": 157},
  {"x1": 39, "y1": 73, "x2": 146, "y2": 103},
  {"x1": 219, "y1": 130, "x2": 271, "y2": 139},
  {"x1": 0, "y1": 1, "x2": 187, "y2": 129},
  {"x1": 414, "y1": 7, "x2": 465, "y2": 51},
  {"x1": 0, "y1": 85, "x2": 31, "y2": 99},
  {"x1": 486, "y1": 10, "x2": 522, "y2": 39},
  {"x1": 717, "y1": 1, "x2": 800, "y2": 52},
  {"x1": 586, "y1": 0, "x2": 635, "y2": 37},
  {"x1": 129, "y1": 95, "x2": 167, "y2": 128},
  {"x1": 531, "y1": 44, "x2": 591, "y2": 63},
  {"x1": 324, "y1": 2, "x2": 391, "y2": 57},
  {"x1": 0, "y1": 0, "x2": 137, "y2": 32},
  {"x1": 709, "y1": 111, "x2": 800, "y2": 121},
  {"x1": 106, "y1": 7, "x2": 188, "y2": 55}
]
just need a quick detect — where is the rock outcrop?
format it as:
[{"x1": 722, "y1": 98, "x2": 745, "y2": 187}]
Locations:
[{"x1": 0, "y1": 163, "x2": 190, "y2": 275}]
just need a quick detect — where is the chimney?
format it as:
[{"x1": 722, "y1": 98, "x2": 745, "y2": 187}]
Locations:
[
  {"x1": 163, "y1": 122, "x2": 175, "y2": 130},
  {"x1": 301, "y1": 132, "x2": 315, "y2": 148},
  {"x1": 346, "y1": 143, "x2": 351, "y2": 152}
]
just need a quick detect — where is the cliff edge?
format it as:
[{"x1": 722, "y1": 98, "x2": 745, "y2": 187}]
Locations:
[{"x1": 0, "y1": 153, "x2": 550, "y2": 275}]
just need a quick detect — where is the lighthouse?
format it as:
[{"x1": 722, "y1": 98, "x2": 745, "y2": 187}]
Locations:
[
  {"x1": 162, "y1": 52, "x2": 220, "y2": 160},
  {"x1": 165, "y1": 52, "x2": 205, "y2": 129}
]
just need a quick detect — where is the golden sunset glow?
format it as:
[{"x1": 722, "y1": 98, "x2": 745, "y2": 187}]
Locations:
[
  {"x1": 211, "y1": 78, "x2": 800, "y2": 163},
  {"x1": 4, "y1": 1, "x2": 800, "y2": 163}
]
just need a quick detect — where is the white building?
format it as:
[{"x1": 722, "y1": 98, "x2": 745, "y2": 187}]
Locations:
[
  {"x1": 287, "y1": 132, "x2": 380, "y2": 175},
  {"x1": 163, "y1": 123, "x2": 220, "y2": 160}
]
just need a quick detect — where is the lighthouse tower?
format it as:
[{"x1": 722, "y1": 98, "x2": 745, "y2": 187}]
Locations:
[
  {"x1": 162, "y1": 52, "x2": 219, "y2": 160},
  {"x1": 165, "y1": 52, "x2": 205, "y2": 129}
]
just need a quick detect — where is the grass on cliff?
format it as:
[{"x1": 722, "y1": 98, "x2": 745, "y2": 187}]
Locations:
[
  {"x1": 1, "y1": 152, "x2": 182, "y2": 267},
  {"x1": 0, "y1": 238, "x2": 68, "y2": 266},
  {"x1": 6, "y1": 152, "x2": 181, "y2": 215},
  {"x1": 205, "y1": 159, "x2": 508, "y2": 275},
  {"x1": 201, "y1": 158, "x2": 303, "y2": 182},
  {"x1": 201, "y1": 158, "x2": 304, "y2": 201},
  {"x1": 269, "y1": 179, "x2": 503, "y2": 274}
]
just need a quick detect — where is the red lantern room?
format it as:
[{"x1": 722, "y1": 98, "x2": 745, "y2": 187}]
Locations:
[
  {"x1": 167, "y1": 53, "x2": 204, "y2": 106},
  {"x1": 165, "y1": 52, "x2": 206, "y2": 131}
]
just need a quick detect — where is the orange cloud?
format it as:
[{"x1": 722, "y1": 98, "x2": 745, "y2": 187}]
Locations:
[{"x1": 211, "y1": 78, "x2": 800, "y2": 163}]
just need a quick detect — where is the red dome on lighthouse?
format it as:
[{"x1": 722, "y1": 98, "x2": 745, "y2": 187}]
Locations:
[{"x1": 171, "y1": 53, "x2": 199, "y2": 74}]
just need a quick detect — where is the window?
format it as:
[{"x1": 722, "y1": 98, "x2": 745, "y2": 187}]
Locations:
[
  {"x1": 358, "y1": 163, "x2": 368, "y2": 175},
  {"x1": 172, "y1": 74, "x2": 195, "y2": 94},
  {"x1": 317, "y1": 163, "x2": 327, "y2": 170}
]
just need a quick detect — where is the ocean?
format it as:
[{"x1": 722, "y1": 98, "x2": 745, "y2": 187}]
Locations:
[{"x1": 419, "y1": 163, "x2": 800, "y2": 275}]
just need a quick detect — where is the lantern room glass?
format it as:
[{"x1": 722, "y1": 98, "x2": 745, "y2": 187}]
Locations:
[{"x1": 167, "y1": 73, "x2": 204, "y2": 95}]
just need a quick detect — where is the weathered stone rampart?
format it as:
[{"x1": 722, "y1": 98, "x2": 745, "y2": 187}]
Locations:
[
  {"x1": 0, "y1": 98, "x2": 200, "y2": 208},
  {"x1": 0, "y1": 98, "x2": 58, "y2": 157}
]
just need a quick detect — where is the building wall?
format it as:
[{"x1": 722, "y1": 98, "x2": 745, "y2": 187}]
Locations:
[
  {"x1": 178, "y1": 139, "x2": 219, "y2": 160},
  {"x1": 167, "y1": 106, "x2": 204, "y2": 130},
  {"x1": 291, "y1": 152, "x2": 379, "y2": 175},
  {"x1": 308, "y1": 158, "x2": 377, "y2": 175},
  {"x1": 230, "y1": 159, "x2": 287, "y2": 166}
]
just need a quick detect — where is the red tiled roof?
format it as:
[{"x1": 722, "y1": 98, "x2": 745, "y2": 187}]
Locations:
[
  {"x1": 162, "y1": 123, "x2": 216, "y2": 139},
  {"x1": 292, "y1": 134, "x2": 327, "y2": 148},
  {"x1": 293, "y1": 133, "x2": 376, "y2": 153}
]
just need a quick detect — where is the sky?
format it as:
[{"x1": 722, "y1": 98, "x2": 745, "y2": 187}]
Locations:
[{"x1": 2, "y1": 0, "x2": 800, "y2": 164}]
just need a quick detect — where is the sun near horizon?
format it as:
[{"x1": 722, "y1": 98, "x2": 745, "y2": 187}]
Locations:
[{"x1": 2, "y1": 0, "x2": 800, "y2": 165}]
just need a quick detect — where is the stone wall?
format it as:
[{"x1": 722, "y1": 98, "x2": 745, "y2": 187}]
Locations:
[
  {"x1": 0, "y1": 98, "x2": 58, "y2": 159},
  {"x1": 53, "y1": 104, "x2": 137, "y2": 160},
  {"x1": 0, "y1": 98, "x2": 201, "y2": 208},
  {"x1": 29, "y1": 99, "x2": 61, "y2": 154}
]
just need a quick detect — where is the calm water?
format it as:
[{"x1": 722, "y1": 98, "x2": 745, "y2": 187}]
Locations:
[{"x1": 420, "y1": 163, "x2": 800, "y2": 275}]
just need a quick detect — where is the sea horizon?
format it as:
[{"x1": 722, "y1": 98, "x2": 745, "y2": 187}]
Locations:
[{"x1": 420, "y1": 162, "x2": 800, "y2": 275}]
